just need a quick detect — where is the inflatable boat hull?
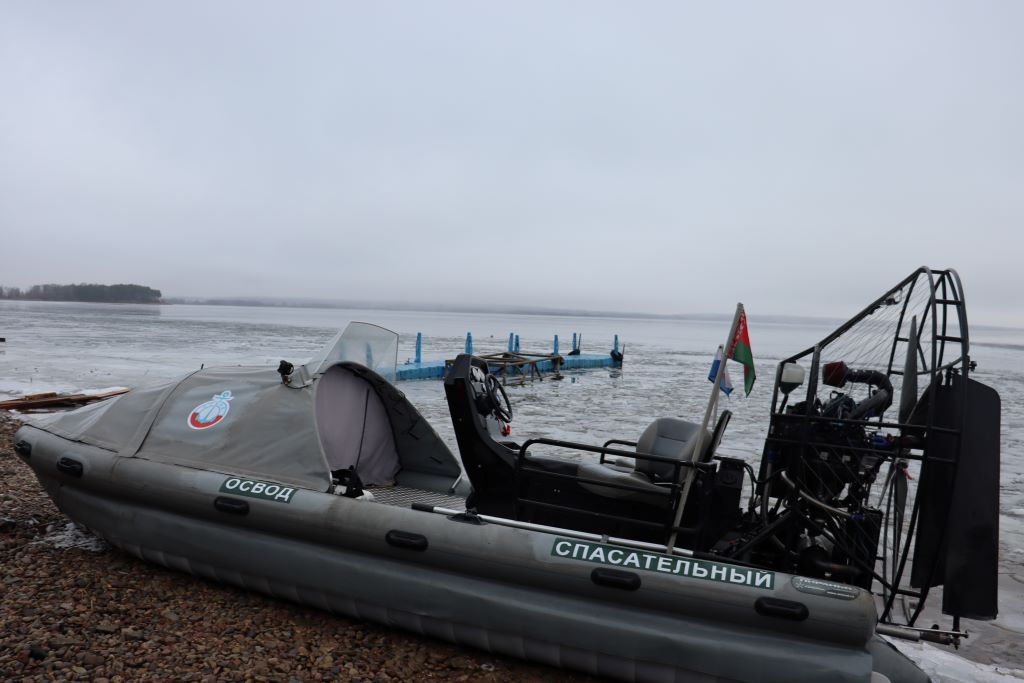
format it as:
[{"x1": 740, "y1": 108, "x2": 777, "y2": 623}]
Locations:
[{"x1": 15, "y1": 426, "x2": 927, "y2": 683}]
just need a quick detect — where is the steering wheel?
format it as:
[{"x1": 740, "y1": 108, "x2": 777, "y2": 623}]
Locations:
[{"x1": 485, "y1": 374, "x2": 513, "y2": 422}]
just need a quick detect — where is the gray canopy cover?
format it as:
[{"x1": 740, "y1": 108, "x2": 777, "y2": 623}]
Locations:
[{"x1": 32, "y1": 362, "x2": 458, "y2": 491}]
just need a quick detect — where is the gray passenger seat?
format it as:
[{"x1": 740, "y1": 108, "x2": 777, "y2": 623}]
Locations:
[
  {"x1": 576, "y1": 462, "x2": 670, "y2": 505},
  {"x1": 634, "y1": 418, "x2": 712, "y2": 482},
  {"x1": 575, "y1": 417, "x2": 713, "y2": 505}
]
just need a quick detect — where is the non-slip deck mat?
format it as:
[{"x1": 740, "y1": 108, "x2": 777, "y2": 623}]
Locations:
[{"x1": 369, "y1": 485, "x2": 467, "y2": 511}]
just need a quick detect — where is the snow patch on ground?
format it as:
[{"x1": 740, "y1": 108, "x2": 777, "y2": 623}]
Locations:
[
  {"x1": 36, "y1": 522, "x2": 108, "y2": 553},
  {"x1": 81, "y1": 386, "x2": 128, "y2": 396},
  {"x1": 888, "y1": 638, "x2": 1024, "y2": 682}
]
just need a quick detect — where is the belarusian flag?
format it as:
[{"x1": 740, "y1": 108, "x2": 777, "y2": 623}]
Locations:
[{"x1": 728, "y1": 307, "x2": 756, "y2": 396}]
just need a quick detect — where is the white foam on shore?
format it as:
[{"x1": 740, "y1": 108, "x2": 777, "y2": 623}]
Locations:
[
  {"x1": 888, "y1": 638, "x2": 1024, "y2": 682},
  {"x1": 36, "y1": 522, "x2": 108, "y2": 553}
]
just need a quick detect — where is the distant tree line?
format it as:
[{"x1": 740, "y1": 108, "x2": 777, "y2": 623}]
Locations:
[{"x1": 0, "y1": 283, "x2": 163, "y2": 303}]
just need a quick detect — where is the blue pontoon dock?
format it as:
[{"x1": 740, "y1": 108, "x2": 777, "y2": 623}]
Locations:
[{"x1": 396, "y1": 332, "x2": 622, "y2": 381}]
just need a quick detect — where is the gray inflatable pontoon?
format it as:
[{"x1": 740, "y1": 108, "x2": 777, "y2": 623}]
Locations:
[{"x1": 14, "y1": 271, "x2": 1001, "y2": 682}]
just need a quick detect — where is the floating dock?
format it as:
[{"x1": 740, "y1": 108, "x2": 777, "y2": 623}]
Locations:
[{"x1": 396, "y1": 332, "x2": 622, "y2": 381}]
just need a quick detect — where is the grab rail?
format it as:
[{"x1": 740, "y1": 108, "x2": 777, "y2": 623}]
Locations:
[{"x1": 599, "y1": 439, "x2": 638, "y2": 464}]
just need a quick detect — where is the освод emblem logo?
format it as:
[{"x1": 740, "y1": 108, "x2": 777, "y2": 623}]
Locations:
[{"x1": 188, "y1": 391, "x2": 233, "y2": 430}]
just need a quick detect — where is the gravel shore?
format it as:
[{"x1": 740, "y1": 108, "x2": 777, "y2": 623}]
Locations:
[{"x1": 0, "y1": 413, "x2": 597, "y2": 683}]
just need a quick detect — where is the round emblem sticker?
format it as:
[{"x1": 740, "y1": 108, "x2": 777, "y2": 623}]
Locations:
[{"x1": 188, "y1": 391, "x2": 233, "y2": 430}]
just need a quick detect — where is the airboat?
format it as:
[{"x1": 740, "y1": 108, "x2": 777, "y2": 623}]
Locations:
[{"x1": 13, "y1": 267, "x2": 999, "y2": 683}]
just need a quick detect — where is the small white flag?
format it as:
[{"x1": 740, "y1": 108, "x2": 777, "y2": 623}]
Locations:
[{"x1": 708, "y1": 345, "x2": 734, "y2": 397}]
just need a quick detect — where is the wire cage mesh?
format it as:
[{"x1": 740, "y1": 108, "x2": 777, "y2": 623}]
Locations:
[{"x1": 753, "y1": 268, "x2": 971, "y2": 626}]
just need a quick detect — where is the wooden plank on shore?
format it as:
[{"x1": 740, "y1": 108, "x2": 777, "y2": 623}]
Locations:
[{"x1": 0, "y1": 388, "x2": 130, "y2": 411}]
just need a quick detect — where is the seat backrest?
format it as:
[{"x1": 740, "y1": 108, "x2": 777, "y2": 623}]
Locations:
[
  {"x1": 635, "y1": 418, "x2": 711, "y2": 481},
  {"x1": 705, "y1": 410, "x2": 732, "y2": 463}
]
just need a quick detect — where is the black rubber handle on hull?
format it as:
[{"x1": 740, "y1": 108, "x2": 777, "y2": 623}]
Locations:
[
  {"x1": 386, "y1": 530, "x2": 429, "y2": 551},
  {"x1": 591, "y1": 568, "x2": 642, "y2": 591},
  {"x1": 214, "y1": 497, "x2": 250, "y2": 515},
  {"x1": 14, "y1": 440, "x2": 31, "y2": 458},
  {"x1": 56, "y1": 457, "x2": 83, "y2": 478},
  {"x1": 755, "y1": 597, "x2": 809, "y2": 621}
]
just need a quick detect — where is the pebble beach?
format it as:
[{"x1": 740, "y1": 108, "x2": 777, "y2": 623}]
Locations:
[{"x1": 0, "y1": 413, "x2": 595, "y2": 683}]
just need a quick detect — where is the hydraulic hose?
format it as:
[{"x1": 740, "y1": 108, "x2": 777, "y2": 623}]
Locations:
[{"x1": 779, "y1": 470, "x2": 852, "y2": 519}]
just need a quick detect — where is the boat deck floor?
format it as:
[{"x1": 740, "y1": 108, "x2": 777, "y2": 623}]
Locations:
[{"x1": 368, "y1": 485, "x2": 466, "y2": 511}]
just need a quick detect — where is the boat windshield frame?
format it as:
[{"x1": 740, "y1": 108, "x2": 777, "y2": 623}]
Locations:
[{"x1": 304, "y1": 322, "x2": 400, "y2": 381}]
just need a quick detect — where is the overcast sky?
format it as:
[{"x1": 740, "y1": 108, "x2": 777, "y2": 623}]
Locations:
[{"x1": 1, "y1": 2, "x2": 1021, "y2": 325}]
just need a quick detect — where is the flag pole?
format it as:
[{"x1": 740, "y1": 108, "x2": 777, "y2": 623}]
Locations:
[
  {"x1": 666, "y1": 302, "x2": 744, "y2": 552},
  {"x1": 711, "y1": 344, "x2": 725, "y2": 426}
]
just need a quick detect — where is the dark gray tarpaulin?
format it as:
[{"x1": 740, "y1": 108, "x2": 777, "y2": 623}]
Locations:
[
  {"x1": 36, "y1": 367, "x2": 331, "y2": 490},
  {"x1": 31, "y1": 358, "x2": 458, "y2": 492}
]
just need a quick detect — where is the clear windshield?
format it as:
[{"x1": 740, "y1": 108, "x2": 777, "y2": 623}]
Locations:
[{"x1": 305, "y1": 322, "x2": 399, "y2": 381}]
